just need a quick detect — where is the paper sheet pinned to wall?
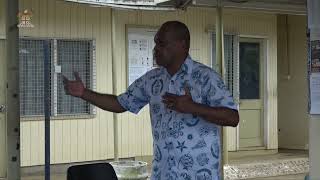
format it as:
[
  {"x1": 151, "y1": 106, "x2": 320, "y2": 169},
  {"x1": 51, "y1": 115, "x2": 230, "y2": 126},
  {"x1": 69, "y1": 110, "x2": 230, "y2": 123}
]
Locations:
[
  {"x1": 310, "y1": 73, "x2": 320, "y2": 114},
  {"x1": 127, "y1": 28, "x2": 157, "y2": 85}
]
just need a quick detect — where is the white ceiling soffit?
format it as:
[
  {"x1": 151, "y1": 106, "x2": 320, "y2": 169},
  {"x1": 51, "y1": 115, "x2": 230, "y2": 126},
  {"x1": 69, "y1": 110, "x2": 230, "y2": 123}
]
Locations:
[
  {"x1": 64, "y1": 0, "x2": 177, "y2": 10},
  {"x1": 192, "y1": 0, "x2": 307, "y2": 14},
  {"x1": 65, "y1": 0, "x2": 307, "y2": 13}
]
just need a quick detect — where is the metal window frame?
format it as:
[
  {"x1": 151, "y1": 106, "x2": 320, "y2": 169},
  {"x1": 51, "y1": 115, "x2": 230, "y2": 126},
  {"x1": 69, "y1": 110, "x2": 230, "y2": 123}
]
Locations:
[
  {"x1": 53, "y1": 39, "x2": 58, "y2": 116},
  {"x1": 90, "y1": 40, "x2": 97, "y2": 116}
]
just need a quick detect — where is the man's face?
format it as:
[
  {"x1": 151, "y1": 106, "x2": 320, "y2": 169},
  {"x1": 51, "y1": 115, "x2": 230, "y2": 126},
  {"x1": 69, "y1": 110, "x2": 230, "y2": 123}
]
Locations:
[{"x1": 153, "y1": 28, "x2": 179, "y2": 68}]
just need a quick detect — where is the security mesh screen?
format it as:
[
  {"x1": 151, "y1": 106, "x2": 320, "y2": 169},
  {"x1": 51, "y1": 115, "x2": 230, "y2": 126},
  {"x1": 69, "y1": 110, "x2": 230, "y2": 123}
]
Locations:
[
  {"x1": 57, "y1": 40, "x2": 92, "y2": 115},
  {"x1": 211, "y1": 34, "x2": 235, "y2": 93},
  {"x1": 19, "y1": 38, "x2": 94, "y2": 117},
  {"x1": 19, "y1": 39, "x2": 51, "y2": 116},
  {"x1": 224, "y1": 35, "x2": 234, "y2": 94}
]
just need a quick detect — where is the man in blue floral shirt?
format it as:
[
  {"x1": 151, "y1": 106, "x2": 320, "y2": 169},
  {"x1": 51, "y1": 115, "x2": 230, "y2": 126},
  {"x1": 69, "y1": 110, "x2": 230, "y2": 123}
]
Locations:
[{"x1": 63, "y1": 21, "x2": 239, "y2": 180}]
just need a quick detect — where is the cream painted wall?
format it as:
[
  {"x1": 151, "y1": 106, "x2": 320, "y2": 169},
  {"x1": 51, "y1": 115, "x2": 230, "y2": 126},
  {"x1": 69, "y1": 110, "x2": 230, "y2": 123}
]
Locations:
[
  {"x1": 19, "y1": 0, "x2": 115, "y2": 166},
  {"x1": 278, "y1": 15, "x2": 309, "y2": 150},
  {"x1": 0, "y1": 0, "x2": 278, "y2": 166}
]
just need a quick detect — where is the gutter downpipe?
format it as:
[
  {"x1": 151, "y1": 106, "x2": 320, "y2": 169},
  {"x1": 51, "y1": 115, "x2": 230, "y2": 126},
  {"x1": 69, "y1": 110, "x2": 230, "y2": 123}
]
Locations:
[
  {"x1": 111, "y1": 8, "x2": 119, "y2": 161},
  {"x1": 216, "y1": 0, "x2": 227, "y2": 178}
]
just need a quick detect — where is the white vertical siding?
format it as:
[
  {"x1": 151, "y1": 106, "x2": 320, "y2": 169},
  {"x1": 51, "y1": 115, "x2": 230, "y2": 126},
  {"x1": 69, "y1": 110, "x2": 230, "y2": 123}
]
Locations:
[
  {"x1": 19, "y1": 0, "x2": 114, "y2": 166},
  {"x1": 278, "y1": 15, "x2": 308, "y2": 150}
]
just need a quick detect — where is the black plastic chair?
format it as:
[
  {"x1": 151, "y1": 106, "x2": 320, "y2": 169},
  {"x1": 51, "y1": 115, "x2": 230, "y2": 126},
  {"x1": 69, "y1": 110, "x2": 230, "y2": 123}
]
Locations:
[{"x1": 67, "y1": 162, "x2": 118, "y2": 180}]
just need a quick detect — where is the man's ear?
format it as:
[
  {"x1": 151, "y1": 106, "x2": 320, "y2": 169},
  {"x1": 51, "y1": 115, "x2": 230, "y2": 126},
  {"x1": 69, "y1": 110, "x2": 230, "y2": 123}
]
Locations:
[{"x1": 181, "y1": 40, "x2": 187, "y2": 50}]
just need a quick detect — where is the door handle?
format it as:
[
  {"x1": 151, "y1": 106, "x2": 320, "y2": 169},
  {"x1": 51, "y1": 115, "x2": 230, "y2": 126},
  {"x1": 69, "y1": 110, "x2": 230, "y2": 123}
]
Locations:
[{"x1": 0, "y1": 105, "x2": 5, "y2": 113}]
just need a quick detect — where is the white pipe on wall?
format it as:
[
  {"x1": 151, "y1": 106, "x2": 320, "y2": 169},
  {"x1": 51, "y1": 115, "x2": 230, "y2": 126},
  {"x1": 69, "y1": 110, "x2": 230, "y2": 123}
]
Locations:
[
  {"x1": 215, "y1": 0, "x2": 228, "y2": 178},
  {"x1": 111, "y1": 8, "x2": 119, "y2": 161}
]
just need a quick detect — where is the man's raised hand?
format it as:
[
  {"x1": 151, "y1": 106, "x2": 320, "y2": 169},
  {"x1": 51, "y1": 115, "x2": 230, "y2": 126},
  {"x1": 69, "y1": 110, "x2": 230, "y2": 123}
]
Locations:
[{"x1": 62, "y1": 72, "x2": 85, "y2": 98}]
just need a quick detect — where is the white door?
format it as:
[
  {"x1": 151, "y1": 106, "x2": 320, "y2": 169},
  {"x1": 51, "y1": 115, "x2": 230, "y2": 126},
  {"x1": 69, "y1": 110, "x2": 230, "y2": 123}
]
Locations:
[
  {"x1": 239, "y1": 38, "x2": 265, "y2": 149},
  {"x1": 0, "y1": 40, "x2": 7, "y2": 178}
]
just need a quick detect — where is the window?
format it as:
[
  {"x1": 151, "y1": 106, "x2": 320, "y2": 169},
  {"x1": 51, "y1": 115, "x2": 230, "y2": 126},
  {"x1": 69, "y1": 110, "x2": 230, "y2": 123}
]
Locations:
[
  {"x1": 239, "y1": 42, "x2": 260, "y2": 99},
  {"x1": 19, "y1": 38, "x2": 96, "y2": 118}
]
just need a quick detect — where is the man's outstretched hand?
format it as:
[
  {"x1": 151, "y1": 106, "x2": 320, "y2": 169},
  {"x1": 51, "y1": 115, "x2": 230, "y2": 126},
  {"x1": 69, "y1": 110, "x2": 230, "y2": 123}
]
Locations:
[{"x1": 63, "y1": 72, "x2": 85, "y2": 98}]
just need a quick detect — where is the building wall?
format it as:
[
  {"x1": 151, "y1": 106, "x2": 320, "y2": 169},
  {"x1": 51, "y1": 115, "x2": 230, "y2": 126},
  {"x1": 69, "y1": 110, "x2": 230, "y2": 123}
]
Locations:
[
  {"x1": 19, "y1": 0, "x2": 115, "y2": 166},
  {"x1": 278, "y1": 15, "x2": 309, "y2": 150},
  {"x1": 1, "y1": 0, "x2": 277, "y2": 166}
]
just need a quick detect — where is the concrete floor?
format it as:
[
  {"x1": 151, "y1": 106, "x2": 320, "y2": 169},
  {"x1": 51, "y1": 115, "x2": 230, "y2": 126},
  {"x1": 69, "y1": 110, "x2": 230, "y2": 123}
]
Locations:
[{"x1": 253, "y1": 174, "x2": 307, "y2": 180}]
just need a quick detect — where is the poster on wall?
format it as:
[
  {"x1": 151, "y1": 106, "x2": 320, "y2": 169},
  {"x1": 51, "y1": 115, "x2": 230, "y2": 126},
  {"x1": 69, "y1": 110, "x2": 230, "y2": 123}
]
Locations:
[
  {"x1": 128, "y1": 28, "x2": 157, "y2": 85},
  {"x1": 310, "y1": 39, "x2": 320, "y2": 114},
  {"x1": 311, "y1": 40, "x2": 320, "y2": 73}
]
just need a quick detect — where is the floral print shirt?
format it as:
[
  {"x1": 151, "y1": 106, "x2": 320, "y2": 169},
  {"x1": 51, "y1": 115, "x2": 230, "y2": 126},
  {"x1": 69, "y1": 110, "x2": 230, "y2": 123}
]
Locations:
[{"x1": 118, "y1": 56, "x2": 237, "y2": 180}]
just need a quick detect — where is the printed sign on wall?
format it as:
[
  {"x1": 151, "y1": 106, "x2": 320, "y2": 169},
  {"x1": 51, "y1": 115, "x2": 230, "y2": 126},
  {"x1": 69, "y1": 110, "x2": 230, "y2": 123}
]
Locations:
[
  {"x1": 127, "y1": 27, "x2": 157, "y2": 85},
  {"x1": 17, "y1": 9, "x2": 34, "y2": 28}
]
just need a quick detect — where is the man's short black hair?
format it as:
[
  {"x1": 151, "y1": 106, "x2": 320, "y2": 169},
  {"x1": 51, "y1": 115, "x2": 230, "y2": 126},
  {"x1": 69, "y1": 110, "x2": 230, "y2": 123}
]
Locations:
[{"x1": 161, "y1": 21, "x2": 190, "y2": 49}]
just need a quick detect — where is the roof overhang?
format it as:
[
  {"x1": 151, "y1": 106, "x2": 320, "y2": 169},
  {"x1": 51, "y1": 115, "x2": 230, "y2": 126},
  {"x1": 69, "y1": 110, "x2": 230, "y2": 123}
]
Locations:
[
  {"x1": 64, "y1": 0, "x2": 177, "y2": 10},
  {"x1": 192, "y1": 0, "x2": 307, "y2": 15},
  {"x1": 65, "y1": 0, "x2": 307, "y2": 14}
]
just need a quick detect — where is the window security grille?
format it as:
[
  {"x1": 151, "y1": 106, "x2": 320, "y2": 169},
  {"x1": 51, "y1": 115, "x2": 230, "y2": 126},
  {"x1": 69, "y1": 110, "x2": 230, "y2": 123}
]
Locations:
[
  {"x1": 211, "y1": 33, "x2": 239, "y2": 102},
  {"x1": 57, "y1": 40, "x2": 92, "y2": 115},
  {"x1": 224, "y1": 35, "x2": 235, "y2": 95},
  {"x1": 19, "y1": 38, "x2": 96, "y2": 118},
  {"x1": 19, "y1": 39, "x2": 50, "y2": 116}
]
